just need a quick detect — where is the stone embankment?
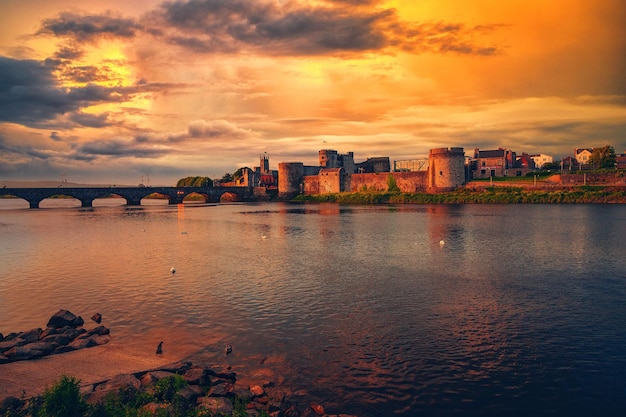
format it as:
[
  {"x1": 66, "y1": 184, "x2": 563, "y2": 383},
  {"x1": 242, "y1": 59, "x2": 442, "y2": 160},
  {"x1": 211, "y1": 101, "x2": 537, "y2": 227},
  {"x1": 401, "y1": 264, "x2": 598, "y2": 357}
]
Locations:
[{"x1": 0, "y1": 309, "x2": 109, "y2": 364}]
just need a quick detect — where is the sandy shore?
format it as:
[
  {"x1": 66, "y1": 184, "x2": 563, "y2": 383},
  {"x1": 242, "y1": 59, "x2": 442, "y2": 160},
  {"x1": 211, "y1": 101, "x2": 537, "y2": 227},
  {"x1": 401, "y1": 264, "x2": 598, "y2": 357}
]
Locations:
[{"x1": 0, "y1": 338, "x2": 200, "y2": 400}]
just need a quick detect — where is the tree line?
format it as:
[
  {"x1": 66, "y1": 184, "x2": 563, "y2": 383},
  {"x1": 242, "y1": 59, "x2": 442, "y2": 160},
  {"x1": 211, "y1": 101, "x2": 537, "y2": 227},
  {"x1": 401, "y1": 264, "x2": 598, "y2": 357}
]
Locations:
[{"x1": 177, "y1": 168, "x2": 251, "y2": 187}]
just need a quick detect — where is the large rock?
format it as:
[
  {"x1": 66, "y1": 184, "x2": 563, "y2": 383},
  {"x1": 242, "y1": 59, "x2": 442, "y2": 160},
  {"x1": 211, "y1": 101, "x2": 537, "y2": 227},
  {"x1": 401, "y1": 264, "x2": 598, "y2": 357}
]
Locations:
[
  {"x1": 0, "y1": 311, "x2": 110, "y2": 363},
  {"x1": 91, "y1": 313, "x2": 102, "y2": 324},
  {"x1": 209, "y1": 381, "x2": 234, "y2": 397},
  {"x1": 0, "y1": 396, "x2": 24, "y2": 413},
  {"x1": 20, "y1": 328, "x2": 42, "y2": 343},
  {"x1": 178, "y1": 385, "x2": 204, "y2": 402},
  {"x1": 0, "y1": 338, "x2": 26, "y2": 353},
  {"x1": 46, "y1": 310, "x2": 84, "y2": 328},
  {"x1": 197, "y1": 397, "x2": 233, "y2": 415},
  {"x1": 62, "y1": 327, "x2": 87, "y2": 340},
  {"x1": 79, "y1": 326, "x2": 110, "y2": 339},
  {"x1": 22, "y1": 342, "x2": 56, "y2": 356},
  {"x1": 96, "y1": 374, "x2": 142, "y2": 392},
  {"x1": 184, "y1": 367, "x2": 212, "y2": 386},
  {"x1": 40, "y1": 333, "x2": 73, "y2": 346},
  {"x1": 5, "y1": 345, "x2": 45, "y2": 361}
]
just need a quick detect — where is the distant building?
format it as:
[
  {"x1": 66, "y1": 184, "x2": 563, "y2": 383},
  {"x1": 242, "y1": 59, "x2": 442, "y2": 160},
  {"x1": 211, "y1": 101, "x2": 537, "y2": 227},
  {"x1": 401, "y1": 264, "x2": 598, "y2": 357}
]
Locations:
[
  {"x1": 517, "y1": 153, "x2": 536, "y2": 170},
  {"x1": 575, "y1": 148, "x2": 593, "y2": 166},
  {"x1": 530, "y1": 153, "x2": 553, "y2": 169},
  {"x1": 561, "y1": 156, "x2": 578, "y2": 171},
  {"x1": 617, "y1": 152, "x2": 626, "y2": 170},
  {"x1": 472, "y1": 148, "x2": 516, "y2": 178},
  {"x1": 356, "y1": 157, "x2": 390, "y2": 173},
  {"x1": 240, "y1": 154, "x2": 278, "y2": 188}
]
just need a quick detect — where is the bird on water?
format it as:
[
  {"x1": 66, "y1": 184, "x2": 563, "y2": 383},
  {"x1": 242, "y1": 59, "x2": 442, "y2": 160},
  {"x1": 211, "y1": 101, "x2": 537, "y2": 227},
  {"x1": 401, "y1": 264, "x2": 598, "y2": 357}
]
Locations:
[
  {"x1": 170, "y1": 267, "x2": 176, "y2": 275},
  {"x1": 225, "y1": 344, "x2": 233, "y2": 355},
  {"x1": 156, "y1": 341, "x2": 163, "y2": 354}
]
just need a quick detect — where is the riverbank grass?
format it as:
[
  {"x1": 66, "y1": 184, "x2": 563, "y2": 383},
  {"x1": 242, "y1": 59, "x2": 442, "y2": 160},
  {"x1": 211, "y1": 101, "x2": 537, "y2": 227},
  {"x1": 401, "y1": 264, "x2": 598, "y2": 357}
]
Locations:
[{"x1": 292, "y1": 186, "x2": 626, "y2": 204}]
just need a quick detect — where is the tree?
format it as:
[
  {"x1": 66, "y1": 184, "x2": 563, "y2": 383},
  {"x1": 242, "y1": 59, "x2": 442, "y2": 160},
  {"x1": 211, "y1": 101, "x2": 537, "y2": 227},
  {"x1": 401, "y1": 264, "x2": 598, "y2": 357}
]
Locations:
[
  {"x1": 589, "y1": 145, "x2": 617, "y2": 169},
  {"x1": 542, "y1": 161, "x2": 561, "y2": 171},
  {"x1": 233, "y1": 167, "x2": 250, "y2": 180},
  {"x1": 221, "y1": 173, "x2": 233, "y2": 183},
  {"x1": 176, "y1": 176, "x2": 212, "y2": 187}
]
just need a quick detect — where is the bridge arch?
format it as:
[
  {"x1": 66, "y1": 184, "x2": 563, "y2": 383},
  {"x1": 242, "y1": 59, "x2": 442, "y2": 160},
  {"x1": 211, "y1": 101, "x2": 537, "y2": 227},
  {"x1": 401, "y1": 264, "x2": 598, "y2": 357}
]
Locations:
[
  {"x1": 220, "y1": 192, "x2": 241, "y2": 202},
  {"x1": 182, "y1": 192, "x2": 211, "y2": 204},
  {"x1": 39, "y1": 194, "x2": 82, "y2": 208},
  {"x1": 142, "y1": 192, "x2": 172, "y2": 206},
  {"x1": 0, "y1": 194, "x2": 31, "y2": 209}
]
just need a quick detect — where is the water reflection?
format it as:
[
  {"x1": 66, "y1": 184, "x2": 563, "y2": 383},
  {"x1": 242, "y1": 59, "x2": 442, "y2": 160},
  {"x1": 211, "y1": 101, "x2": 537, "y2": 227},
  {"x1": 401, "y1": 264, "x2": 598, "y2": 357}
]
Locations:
[{"x1": 0, "y1": 202, "x2": 625, "y2": 416}]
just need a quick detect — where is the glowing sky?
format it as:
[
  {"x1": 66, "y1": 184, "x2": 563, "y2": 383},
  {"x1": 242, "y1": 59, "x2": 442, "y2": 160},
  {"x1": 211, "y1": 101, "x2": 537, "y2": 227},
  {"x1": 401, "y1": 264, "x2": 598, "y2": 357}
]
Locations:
[{"x1": 1, "y1": 0, "x2": 625, "y2": 184}]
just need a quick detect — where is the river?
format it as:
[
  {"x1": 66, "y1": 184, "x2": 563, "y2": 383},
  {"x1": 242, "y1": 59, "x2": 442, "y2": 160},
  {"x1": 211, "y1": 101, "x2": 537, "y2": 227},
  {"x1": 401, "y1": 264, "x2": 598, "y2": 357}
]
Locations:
[{"x1": 1, "y1": 200, "x2": 625, "y2": 416}]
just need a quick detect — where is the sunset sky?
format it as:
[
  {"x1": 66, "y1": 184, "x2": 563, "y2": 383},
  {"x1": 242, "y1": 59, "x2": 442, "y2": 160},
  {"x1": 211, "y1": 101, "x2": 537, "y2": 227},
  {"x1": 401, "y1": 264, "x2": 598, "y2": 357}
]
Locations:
[{"x1": 1, "y1": 0, "x2": 625, "y2": 185}]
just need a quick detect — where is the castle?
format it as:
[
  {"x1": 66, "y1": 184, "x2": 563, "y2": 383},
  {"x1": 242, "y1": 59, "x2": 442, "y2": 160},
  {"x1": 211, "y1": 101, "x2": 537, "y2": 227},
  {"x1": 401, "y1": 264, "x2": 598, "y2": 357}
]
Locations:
[{"x1": 277, "y1": 147, "x2": 466, "y2": 199}]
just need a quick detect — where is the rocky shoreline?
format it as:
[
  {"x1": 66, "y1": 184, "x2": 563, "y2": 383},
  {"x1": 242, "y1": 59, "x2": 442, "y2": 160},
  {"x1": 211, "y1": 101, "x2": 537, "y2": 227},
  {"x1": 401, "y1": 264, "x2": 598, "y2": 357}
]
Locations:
[
  {"x1": 0, "y1": 311, "x2": 357, "y2": 417},
  {"x1": 0, "y1": 310, "x2": 110, "y2": 364},
  {"x1": 1, "y1": 360, "x2": 356, "y2": 417}
]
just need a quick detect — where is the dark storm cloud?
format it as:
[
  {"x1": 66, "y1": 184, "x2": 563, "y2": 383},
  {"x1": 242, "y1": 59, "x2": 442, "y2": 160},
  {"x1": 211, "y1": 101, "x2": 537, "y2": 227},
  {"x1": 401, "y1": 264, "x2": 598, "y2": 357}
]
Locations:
[
  {"x1": 151, "y1": 0, "x2": 503, "y2": 56},
  {"x1": 53, "y1": 44, "x2": 85, "y2": 60},
  {"x1": 37, "y1": 11, "x2": 140, "y2": 42},
  {"x1": 30, "y1": 1, "x2": 503, "y2": 57},
  {"x1": 76, "y1": 139, "x2": 168, "y2": 158},
  {"x1": 59, "y1": 65, "x2": 107, "y2": 83},
  {"x1": 0, "y1": 56, "x2": 128, "y2": 126},
  {"x1": 0, "y1": 136, "x2": 51, "y2": 163},
  {"x1": 0, "y1": 56, "x2": 183, "y2": 127},
  {"x1": 70, "y1": 112, "x2": 111, "y2": 128}
]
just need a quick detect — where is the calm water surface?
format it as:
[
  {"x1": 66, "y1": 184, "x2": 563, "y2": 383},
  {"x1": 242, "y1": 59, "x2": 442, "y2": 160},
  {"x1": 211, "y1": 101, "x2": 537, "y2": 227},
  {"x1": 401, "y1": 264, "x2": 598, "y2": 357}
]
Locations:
[{"x1": 1, "y1": 200, "x2": 625, "y2": 416}]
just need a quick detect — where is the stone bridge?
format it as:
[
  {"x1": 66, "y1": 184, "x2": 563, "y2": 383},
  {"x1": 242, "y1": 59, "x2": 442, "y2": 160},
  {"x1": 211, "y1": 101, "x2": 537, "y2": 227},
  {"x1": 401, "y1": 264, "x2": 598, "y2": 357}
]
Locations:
[{"x1": 0, "y1": 186, "x2": 256, "y2": 209}]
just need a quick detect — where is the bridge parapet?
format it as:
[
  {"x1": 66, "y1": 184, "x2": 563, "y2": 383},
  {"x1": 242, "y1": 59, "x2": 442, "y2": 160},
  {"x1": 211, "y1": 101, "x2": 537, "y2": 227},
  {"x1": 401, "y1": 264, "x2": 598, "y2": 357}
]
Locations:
[{"x1": 0, "y1": 186, "x2": 256, "y2": 208}]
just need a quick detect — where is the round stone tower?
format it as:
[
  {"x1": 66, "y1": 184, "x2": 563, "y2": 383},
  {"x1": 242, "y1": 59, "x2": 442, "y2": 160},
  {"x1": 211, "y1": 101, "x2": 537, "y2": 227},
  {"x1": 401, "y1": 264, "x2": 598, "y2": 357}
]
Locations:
[
  {"x1": 278, "y1": 162, "x2": 304, "y2": 200},
  {"x1": 428, "y1": 147, "x2": 465, "y2": 192}
]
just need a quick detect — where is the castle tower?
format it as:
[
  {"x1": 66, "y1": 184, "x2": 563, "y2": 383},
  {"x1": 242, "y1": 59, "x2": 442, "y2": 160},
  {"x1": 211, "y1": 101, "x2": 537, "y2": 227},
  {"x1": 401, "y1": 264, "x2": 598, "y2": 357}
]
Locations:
[
  {"x1": 428, "y1": 147, "x2": 465, "y2": 192},
  {"x1": 278, "y1": 162, "x2": 304, "y2": 200},
  {"x1": 260, "y1": 153, "x2": 270, "y2": 174},
  {"x1": 319, "y1": 149, "x2": 339, "y2": 168}
]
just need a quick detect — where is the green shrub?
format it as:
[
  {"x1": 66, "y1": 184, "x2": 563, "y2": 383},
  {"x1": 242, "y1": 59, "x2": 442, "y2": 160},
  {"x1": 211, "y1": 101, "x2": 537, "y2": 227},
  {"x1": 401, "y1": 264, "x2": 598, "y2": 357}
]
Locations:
[
  {"x1": 40, "y1": 375, "x2": 86, "y2": 417},
  {"x1": 386, "y1": 174, "x2": 399, "y2": 192},
  {"x1": 154, "y1": 375, "x2": 187, "y2": 403}
]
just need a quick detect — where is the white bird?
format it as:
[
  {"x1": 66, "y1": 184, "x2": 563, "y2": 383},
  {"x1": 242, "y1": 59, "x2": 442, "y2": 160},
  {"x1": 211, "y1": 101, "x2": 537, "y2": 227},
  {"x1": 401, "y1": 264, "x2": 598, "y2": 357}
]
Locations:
[
  {"x1": 439, "y1": 240, "x2": 445, "y2": 247},
  {"x1": 170, "y1": 267, "x2": 176, "y2": 275},
  {"x1": 261, "y1": 234, "x2": 267, "y2": 240},
  {"x1": 225, "y1": 344, "x2": 233, "y2": 355}
]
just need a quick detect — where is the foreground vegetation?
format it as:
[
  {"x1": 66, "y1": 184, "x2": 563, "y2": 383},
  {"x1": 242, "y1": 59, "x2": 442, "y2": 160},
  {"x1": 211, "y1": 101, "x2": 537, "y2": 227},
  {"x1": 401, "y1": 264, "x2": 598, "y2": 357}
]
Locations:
[
  {"x1": 292, "y1": 186, "x2": 626, "y2": 204},
  {"x1": 2, "y1": 374, "x2": 269, "y2": 417}
]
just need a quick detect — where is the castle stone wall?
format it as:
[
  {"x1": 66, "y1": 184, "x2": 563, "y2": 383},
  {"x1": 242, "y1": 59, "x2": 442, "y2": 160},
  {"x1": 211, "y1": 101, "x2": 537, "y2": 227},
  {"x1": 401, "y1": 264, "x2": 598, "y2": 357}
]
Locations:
[
  {"x1": 303, "y1": 175, "x2": 320, "y2": 195},
  {"x1": 279, "y1": 147, "x2": 465, "y2": 198},
  {"x1": 349, "y1": 172, "x2": 428, "y2": 193}
]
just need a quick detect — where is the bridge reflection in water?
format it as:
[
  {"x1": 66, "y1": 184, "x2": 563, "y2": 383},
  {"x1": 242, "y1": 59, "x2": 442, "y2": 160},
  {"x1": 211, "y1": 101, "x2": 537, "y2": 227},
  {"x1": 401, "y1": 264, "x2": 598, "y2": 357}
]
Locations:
[{"x1": 0, "y1": 186, "x2": 256, "y2": 208}]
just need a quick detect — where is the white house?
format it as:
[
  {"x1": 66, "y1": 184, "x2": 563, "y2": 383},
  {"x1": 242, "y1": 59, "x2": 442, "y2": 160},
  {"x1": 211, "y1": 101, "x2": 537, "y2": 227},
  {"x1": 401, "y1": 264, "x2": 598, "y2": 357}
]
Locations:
[
  {"x1": 530, "y1": 154, "x2": 553, "y2": 168},
  {"x1": 575, "y1": 148, "x2": 593, "y2": 165}
]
